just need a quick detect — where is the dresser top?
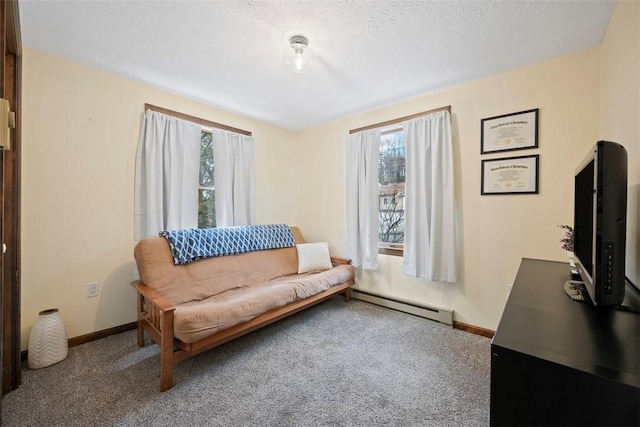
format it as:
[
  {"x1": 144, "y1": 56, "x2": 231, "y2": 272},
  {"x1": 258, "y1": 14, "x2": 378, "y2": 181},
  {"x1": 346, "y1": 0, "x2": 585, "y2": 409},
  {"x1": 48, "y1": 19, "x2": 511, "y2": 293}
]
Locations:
[{"x1": 492, "y1": 258, "x2": 639, "y2": 388}]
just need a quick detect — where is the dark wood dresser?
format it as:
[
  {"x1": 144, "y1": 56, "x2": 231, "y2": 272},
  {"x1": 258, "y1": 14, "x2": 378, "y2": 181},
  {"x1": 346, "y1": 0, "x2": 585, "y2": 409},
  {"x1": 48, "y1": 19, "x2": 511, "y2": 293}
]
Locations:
[{"x1": 490, "y1": 258, "x2": 639, "y2": 426}]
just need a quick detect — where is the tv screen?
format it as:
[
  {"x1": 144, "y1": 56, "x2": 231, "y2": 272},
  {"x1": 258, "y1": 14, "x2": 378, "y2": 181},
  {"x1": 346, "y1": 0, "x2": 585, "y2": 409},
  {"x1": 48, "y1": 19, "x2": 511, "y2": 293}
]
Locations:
[
  {"x1": 574, "y1": 160, "x2": 594, "y2": 279},
  {"x1": 573, "y1": 141, "x2": 627, "y2": 306}
]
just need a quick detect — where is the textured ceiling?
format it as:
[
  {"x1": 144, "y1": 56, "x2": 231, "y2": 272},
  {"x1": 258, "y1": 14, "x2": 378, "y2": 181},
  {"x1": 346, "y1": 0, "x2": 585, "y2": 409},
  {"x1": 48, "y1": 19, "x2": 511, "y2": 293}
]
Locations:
[{"x1": 19, "y1": 0, "x2": 615, "y2": 131}]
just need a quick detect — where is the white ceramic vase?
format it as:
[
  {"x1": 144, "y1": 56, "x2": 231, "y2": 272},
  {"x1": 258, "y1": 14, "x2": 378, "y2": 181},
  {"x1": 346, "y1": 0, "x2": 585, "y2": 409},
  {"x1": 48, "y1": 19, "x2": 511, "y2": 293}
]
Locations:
[{"x1": 27, "y1": 308, "x2": 68, "y2": 369}]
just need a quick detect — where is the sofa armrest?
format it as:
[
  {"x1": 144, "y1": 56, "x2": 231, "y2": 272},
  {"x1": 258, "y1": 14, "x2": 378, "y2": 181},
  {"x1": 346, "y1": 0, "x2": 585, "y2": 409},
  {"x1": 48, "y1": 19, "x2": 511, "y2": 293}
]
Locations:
[
  {"x1": 330, "y1": 256, "x2": 352, "y2": 266},
  {"x1": 131, "y1": 280, "x2": 176, "y2": 392},
  {"x1": 131, "y1": 280, "x2": 176, "y2": 312}
]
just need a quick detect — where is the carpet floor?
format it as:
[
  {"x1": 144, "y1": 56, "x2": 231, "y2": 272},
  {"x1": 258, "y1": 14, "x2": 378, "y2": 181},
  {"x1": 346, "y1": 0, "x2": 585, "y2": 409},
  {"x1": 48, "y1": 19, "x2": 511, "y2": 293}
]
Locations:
[{"x1": 2, "y1": 297, "x2": 490, "y2": 426}]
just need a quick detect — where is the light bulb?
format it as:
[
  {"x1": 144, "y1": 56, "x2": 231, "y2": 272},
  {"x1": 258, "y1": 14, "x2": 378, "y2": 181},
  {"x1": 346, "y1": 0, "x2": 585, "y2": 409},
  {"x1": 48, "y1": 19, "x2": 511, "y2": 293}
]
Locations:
[
  {"x1": 294, "y1": 49, "x2": 304, "y2": 72},
  {"x1": 284, "y1": 35, "x2": 315, "y2": 73}
]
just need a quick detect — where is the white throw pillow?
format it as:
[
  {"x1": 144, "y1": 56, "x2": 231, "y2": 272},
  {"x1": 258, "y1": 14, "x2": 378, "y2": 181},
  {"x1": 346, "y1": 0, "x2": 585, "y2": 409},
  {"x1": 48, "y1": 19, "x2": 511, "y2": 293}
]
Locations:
[{"x1": 296, "y1": 242, "x2": 333, "y2": 274}]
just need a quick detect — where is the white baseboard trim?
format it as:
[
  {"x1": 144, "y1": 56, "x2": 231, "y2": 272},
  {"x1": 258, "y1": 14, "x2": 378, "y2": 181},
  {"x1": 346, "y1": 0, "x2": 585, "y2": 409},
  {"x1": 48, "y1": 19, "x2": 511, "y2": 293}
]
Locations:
[{"x1": 352, "y1": 289, "x2": 453, "y2": 326}]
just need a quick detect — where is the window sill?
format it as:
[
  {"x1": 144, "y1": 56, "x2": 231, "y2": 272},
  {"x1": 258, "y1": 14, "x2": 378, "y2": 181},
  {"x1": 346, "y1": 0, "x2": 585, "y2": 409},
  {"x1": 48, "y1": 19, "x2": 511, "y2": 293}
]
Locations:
[{"x1": 378, "y1": 247, "x2": 403, "y2": 257}]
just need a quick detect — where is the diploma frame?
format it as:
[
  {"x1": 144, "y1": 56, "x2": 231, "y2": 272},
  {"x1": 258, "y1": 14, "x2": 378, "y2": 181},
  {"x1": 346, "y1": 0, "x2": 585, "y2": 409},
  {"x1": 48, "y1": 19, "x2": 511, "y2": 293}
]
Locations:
[
  {"x1": 481, "y1": 108, "x2": 539, "y2": 154},
  {"x1": 481, "y1": 154, "x2": 539, "y2": 195}
]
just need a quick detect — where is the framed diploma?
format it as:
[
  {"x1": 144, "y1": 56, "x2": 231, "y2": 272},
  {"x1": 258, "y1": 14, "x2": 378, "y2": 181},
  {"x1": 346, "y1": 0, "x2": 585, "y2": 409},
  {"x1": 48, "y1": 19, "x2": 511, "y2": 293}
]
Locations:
[
  {"x1": 481, "y1": 109, "x2": 538, "y2": 154},
  {"x1": 481, "y1": 155, "x2": 539, "y2": 195}
]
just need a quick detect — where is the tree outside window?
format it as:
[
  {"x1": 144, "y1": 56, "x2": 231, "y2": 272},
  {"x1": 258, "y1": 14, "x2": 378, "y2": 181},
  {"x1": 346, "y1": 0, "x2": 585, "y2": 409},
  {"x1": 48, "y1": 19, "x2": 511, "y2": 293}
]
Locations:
[
  {"x1": 378, "y1": 128, "x2": 405, "y2": 253},
  {"x1": 198, "y1": 131, "x2": 215, "y2": 228}
]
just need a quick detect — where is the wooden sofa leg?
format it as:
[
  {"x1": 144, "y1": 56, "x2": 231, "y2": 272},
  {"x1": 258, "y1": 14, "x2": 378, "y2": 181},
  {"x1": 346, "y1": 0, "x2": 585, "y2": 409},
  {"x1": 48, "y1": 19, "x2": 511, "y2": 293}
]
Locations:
[
  {"x1": 160, "y1": 346, "x2": 174, "y2": 392},
  {"x1": 136, "y1": 293, "x2": 145, "y2": 347},
  {"x1": 137, "y1": 323, "x2": 145, "y2": 348},
  {"x1": 159, "y1": 310, "x2": 175, "y2": 392},
  {"x1": 344, "y1": 287, "x2": 352, "y2": 302}
]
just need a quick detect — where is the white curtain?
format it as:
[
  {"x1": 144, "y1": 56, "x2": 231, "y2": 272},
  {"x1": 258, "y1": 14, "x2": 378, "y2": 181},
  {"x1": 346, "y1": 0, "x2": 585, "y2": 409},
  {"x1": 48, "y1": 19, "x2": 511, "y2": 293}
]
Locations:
[
  {"x1": 134, "y1": 110, "x2": 202, "y2": 240},
  {"x1": 403, "y1": 110, "x2": 458, "y2": 282},
  {"x1": 346, "y1": 128, "x2": 381, "y2": 270},
  {"x1": 212, "y1": 129, "x2": 255, "y2": 227}
]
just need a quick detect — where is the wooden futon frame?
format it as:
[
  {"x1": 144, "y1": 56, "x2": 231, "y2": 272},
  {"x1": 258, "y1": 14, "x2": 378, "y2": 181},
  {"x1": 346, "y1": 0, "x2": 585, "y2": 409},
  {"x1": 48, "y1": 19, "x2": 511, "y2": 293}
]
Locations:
[{"x1": 132, "y1": 256, "x2": 353, "y2": 392}]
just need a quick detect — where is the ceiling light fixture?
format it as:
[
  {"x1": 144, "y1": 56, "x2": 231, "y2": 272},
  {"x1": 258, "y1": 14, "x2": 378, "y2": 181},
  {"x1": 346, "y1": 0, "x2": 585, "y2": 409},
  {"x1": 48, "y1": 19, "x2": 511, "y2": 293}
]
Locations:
[{"x1": 284, "y1": 35, "x2": 315, "y2": 73}]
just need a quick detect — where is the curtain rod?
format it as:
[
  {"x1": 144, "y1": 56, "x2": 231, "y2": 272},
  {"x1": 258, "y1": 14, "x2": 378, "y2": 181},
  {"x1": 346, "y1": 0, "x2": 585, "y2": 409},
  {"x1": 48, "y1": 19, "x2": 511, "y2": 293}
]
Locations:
[
  {"x1": 349, "y1": 105, "x2": 451, "y2": 134},
  {"x1": 144, "y1": 103, "x2": 252, "y2": 137}
]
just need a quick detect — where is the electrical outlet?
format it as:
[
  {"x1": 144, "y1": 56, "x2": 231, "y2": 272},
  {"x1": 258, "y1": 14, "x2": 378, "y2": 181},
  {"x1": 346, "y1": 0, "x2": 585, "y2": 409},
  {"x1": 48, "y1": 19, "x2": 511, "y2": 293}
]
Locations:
[{"x1": 86, "y1": 281, "x2": 99, "y2": 298}]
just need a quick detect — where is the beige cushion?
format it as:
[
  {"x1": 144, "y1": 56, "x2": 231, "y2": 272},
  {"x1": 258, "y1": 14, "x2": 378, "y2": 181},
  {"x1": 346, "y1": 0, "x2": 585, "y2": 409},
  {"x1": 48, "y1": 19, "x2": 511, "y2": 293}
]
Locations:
[
  {"x1": 134, "y1": 226, "x2": 306, "y2": 305},
  {"x1": 173, "y1": 265, "x2": 355, "y2": 343},
  {"x1": 134, "y1": 225, "x2": 356, "y2": 344},
  {"x1": 174, "y1": 281, "x2": 298, "y2": 343},
  {"x1": 296, "y1": 242, "x2": 332, "y2": 274}
]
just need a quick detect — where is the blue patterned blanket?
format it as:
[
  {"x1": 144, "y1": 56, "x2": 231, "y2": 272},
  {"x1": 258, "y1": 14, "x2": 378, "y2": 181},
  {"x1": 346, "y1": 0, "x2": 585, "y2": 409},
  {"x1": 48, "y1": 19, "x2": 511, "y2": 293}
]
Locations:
[{"x1": 160, "y1": 224, "x2": 295, "y2": 265}]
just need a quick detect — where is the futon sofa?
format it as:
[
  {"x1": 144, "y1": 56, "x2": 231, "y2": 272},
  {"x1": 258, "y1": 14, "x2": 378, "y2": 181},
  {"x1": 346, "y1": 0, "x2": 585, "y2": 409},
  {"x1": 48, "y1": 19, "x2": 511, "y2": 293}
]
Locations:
[{"x1": 132, "y1": 225, "x2": 355, "y2": 391}]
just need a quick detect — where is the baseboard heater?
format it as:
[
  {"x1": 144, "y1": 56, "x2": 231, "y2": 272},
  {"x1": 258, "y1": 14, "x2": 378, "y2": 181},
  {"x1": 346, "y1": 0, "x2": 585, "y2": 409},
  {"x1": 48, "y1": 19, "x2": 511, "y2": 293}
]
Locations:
[{"x1": 351, "y1": 289, "x2": 453, "y2": 326}]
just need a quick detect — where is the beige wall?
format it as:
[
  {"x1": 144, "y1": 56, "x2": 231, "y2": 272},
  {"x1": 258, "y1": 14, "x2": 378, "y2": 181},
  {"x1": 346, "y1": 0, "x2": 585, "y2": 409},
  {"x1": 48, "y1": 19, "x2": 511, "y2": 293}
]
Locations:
[
  {"x1": 296, "y1": 49, "x2": 601, "y2": 330},
  {"x1": 21, "y1": 48, "x2": 297, "y2": 349},
  {"x1": 21, "y1": 4, "x2": 638, "y2": 345},
  {"x1": 599, "y1": 0, "x2": 640, "y2": 286}
]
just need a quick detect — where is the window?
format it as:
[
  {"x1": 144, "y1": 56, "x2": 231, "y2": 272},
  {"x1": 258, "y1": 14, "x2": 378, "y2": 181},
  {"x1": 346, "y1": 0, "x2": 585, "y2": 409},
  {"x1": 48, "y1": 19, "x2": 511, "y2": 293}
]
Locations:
[
  {"x1": 137, "y1": 104, "x2": 252, "y2": 233},
  {"x1": 347, "y1": 106, "x2": 453, "y2": 276},
  {"x1": 198, "y1": 130, "x2": 215, "y2": 228},
  {"x1": 378, "y1": 126, "x2": 405, "y2": 255}
]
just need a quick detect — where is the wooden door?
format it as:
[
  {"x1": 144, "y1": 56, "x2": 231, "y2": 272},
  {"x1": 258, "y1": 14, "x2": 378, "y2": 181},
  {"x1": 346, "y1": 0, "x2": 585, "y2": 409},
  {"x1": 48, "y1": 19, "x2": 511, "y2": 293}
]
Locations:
[{"x1": 0, "y1": 0, "x2": 22, "y2": 396}]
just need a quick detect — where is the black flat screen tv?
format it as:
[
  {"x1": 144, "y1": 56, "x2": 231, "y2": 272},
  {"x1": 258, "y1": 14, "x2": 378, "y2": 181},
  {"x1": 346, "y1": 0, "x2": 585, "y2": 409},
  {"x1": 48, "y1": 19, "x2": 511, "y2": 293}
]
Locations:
[{"x1": 573, "y1": 140, "x2": 627, "y2": 306}]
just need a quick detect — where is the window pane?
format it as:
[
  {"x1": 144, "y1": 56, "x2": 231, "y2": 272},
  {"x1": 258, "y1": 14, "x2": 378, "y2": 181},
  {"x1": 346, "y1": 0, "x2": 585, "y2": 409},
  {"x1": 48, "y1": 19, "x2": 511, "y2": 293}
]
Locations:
[
  {"x1": 379, "y1": 185, "x2": 405, "y2": 245},
  {"x1": 379, "y1": 130, "x2": 405, "y2": 185},
  {"x1": 200, "y1": 132, "x2": 213, "y2": 187},
  {"x1": 199, "y1": 131, "x2": 215, "y2": 228},
  {"x1": 379, "y1": 130, "x2": 405, "y2": 245},
  {"x1": 198, "y1": 188, "x2": 216, "y2": 229}
]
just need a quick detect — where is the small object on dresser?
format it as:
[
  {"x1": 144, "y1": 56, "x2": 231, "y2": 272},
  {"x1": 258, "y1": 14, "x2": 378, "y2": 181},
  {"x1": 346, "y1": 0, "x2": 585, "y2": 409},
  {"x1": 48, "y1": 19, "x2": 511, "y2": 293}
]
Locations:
[
  {"x1": 558, "y1": 224, "x2": 574, "y2": 252},
  {"x1": 570, "y1": 268, "x2": 582, "y2": 281}
]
